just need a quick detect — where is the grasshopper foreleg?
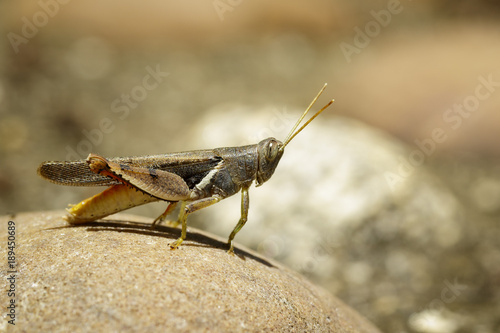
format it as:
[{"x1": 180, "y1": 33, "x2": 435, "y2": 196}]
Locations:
[
  {"x1": 169, "y1": 197, "x2": 221, "y2": 250},
  {"x1": 227, "y1": 186, "x2": 249, "y2": 254}
]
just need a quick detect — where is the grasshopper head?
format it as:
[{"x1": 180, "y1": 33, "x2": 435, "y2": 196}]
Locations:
[
  {"x1": 255, "y1": 83, "x2": 334, "y2": 187},
  {"x1": 255, "y1": 138, "x2": 284, "y2": 187}
]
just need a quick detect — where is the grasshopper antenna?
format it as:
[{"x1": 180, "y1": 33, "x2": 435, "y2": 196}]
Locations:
[{"x1": 282, "y1": 83, "x2": 334, "y2": 148}]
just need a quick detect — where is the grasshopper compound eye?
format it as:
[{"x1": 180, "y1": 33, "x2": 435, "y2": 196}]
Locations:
[{"x1": 265, "y1": 140, "x2": 281, "y2": 162}]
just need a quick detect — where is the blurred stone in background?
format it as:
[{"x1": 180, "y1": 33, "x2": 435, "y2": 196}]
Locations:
[
  {"x1": 189, "y1": 110, "x2": 493, "y2": 332},
  {"x1": 1, "y1": 1, "x2": 500, "y2": 332}
]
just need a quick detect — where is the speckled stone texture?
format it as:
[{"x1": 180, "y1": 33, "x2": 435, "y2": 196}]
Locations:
[{"x1": 0, "y1": 211, "x2": 380, "y2": 333}]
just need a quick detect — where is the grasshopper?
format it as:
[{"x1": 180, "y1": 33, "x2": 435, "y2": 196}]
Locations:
[{"x1": 38, "y1": 84, "x2": 333, "y2": 253}]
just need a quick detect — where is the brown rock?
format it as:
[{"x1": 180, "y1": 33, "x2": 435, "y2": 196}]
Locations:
[{"x1": 1, "y1": 211, "x2": 380, "y2": 332}]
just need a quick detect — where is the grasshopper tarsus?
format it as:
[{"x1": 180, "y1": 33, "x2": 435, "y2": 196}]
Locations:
[
  {"x1": 38, "y1": 84, "x2": 334, "y2": 252},
  {"x1": 227, "y1": 240, "x2": 236, "y2": 255},
  {"x1": 169, "y1": 238, "x2": 183, "y2": 250}
]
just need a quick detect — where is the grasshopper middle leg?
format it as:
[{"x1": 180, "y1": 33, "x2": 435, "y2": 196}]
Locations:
[
  {"x1": 169, "y1": 196, "x2": 221, "y2": 250},
  {"x1": 151, "y1": 201, "x2": 178, "y2": 228}
]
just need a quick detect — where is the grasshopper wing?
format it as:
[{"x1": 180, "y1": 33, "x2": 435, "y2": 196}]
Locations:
[
  {"x1": 87, "y1": 154, "x2": 191, "y2": 201},
  {"x1": 38, "y1": 151, "x2": 223, "y2": 188},
  {"x1": 38, "y1": 160, "x2": 119, "y2": 186}
]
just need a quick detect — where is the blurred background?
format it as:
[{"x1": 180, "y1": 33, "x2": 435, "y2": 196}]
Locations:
[{"x1": 1, "y1": 1, "x2": 500, "y2": 332}]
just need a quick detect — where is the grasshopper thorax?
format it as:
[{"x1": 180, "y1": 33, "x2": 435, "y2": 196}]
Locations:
[{"x1": 255, "y1": 137, "x2": 284, "y2": 187}]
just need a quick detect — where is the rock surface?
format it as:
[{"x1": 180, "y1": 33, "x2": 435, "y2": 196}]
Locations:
[{"x1": 0, "y1": 211, "x2": 380, "y2": 333}]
